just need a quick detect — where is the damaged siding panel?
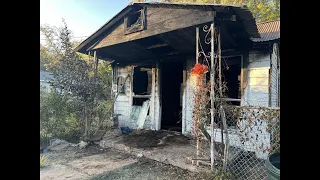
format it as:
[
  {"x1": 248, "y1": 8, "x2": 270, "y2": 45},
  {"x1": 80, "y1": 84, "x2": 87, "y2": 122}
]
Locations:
[
  {"x1": 182, "y1": 57, "x2": 195, "y2": 135},
  {"x1": 244, "y1": 52, "x2": 270, "y2": 107},
  {"x1": 249, "y1": 77, "x2": 269, "y2": 86},
  {"x1": 116, "y1": 95, "x2": 131, "y2": 102},
  {"x1": 114, "y1": 98, "x2": 131, "y2": 127},
  {"x1": 249, "y1": 69, "x2": 269, "y2": 77},
  {"x1": 114, "y1": 66, "x2": 133, "y2": 127}
]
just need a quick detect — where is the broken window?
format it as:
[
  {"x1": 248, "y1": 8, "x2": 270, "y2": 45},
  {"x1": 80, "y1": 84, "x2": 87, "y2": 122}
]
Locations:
[
  {"x1": 133, "y1": 97, "x2": 149, "y2": 106},
  {"x1": 202, "y1": 56, "x2": 242, "y2": 128},
  {"x1": 132, "y1": 66, "x2": 151, "y2": 96},
  {"x1": 124, "y1": 7, "x2": 145, "y2": 34},
  {"x1": 203, "y1": 56, "x2": 242, "y2": 106},
  {"x1": 131, "y1": 66, "x2": 151, "y2": 127}
]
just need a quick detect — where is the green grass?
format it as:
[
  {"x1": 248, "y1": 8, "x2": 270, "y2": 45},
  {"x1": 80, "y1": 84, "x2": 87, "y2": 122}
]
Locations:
[{"x1": 40, "y1": 155, "x2": 48, "y2": 168}]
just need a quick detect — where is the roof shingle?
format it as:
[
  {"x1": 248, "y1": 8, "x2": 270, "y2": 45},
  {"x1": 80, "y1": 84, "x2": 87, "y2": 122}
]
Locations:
[{"x1": 251, "y1": 20, "x2": 280, "y2": 42}]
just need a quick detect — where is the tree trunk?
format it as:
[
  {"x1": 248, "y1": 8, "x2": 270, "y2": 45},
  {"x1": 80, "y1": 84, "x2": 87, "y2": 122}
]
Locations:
[{"x1": 84, "y1": 102, "x2": 88, "y2": 139}]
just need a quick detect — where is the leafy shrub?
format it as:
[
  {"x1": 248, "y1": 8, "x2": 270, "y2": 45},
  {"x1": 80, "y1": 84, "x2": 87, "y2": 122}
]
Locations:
[{"x1": 40, "y1": 89, "x2": 81, "y2": 144}]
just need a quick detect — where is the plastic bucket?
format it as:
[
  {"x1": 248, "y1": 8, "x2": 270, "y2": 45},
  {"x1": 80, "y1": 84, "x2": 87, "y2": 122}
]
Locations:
[{"x1": 266, "y1": 152, "x2": 280, "y2": 180}]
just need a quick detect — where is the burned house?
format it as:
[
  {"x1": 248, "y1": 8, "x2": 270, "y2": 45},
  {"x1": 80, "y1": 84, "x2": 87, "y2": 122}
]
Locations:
[{"x1": 75, "y1": 2, "x2": 280, "y2": 138}]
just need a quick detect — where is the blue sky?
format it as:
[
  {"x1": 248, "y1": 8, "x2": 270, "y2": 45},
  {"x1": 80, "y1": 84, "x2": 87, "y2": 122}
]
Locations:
[{"x1": 40, "y1": 0, "x2": 129, "y2": 42}]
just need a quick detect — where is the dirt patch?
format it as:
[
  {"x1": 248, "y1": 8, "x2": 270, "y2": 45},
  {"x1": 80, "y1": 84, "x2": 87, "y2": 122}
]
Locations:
[
  {"x1": 165, "y1": 134, "x2": 190, "y2": 145},
  {"x1": 40, "y1": 145, "x2": 137, "y2": 180},
  {"x1": 90, "y1": 158, "x2": 212, "y2": 180},
  {"x1": 41, "y1": 142, "x2": 214, "y2": 180},
  {"x1": 120, "y1": 130, "x2": 190, "y2": 149},
  {"x1": 65, "y1": 153, "x2": 137, "y2": 176},
  {"x1": 41, "y1": 164, "x2": 88, "y2": 180},
  {"x1": 75, "y1": 145, "x2": 109, "y2": 156}
]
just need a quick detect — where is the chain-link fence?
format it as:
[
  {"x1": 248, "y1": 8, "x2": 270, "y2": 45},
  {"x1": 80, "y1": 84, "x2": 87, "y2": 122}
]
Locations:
[
  {"x1": 188, "y1": 77, "x2": 280, "y2": 179},
  {"x1": 212, "y1": 105, "x2": 280, "y2": 180},
  {"x1": 190, "y1": 24, "x2": 280, "y2": 179}
]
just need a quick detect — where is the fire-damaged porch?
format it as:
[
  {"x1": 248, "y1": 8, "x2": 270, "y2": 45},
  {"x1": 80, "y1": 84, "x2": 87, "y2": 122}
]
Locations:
[
  {"x1": 75, "y1": 2, "x2": 280, "y2": 180},
  {"x1": 75, "y1": 2, "x2": 259, "y2": 135}
]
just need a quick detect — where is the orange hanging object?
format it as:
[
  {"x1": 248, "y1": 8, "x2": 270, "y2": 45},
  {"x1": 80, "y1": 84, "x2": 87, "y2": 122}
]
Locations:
[
  {"x1": 190, "y1": 63, "x2": 209, "y2": 88},
  {"x1": 190, "y1": 63, "x2": 209, "y2": 76}
]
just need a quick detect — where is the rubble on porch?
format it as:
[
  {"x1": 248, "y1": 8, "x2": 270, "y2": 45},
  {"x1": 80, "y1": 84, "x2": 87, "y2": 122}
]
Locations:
[{"x1": 99, "y1": 128, "x2": 211, "y2": 172}]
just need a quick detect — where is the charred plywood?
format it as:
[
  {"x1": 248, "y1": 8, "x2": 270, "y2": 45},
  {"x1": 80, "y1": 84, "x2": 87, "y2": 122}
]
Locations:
[{"x1": 93, "y1": 6, "x2": 214, "y2": 50}]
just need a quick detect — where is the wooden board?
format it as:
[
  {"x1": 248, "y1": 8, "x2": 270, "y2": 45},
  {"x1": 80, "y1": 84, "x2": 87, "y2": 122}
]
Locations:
[{"x1": 137, "y1": 100, "x2": 150, "y2": 129}]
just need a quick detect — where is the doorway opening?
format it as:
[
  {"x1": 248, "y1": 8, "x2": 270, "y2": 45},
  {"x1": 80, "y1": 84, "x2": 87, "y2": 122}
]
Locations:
[{"x1": 161, "y1": 61, "x2": 183, "y2": 132}]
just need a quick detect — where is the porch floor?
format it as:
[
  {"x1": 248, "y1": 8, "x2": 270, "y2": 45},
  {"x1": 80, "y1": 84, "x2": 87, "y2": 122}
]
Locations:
[{"x1": 99, "y1": 129, "x2": 210, "y2": 172}]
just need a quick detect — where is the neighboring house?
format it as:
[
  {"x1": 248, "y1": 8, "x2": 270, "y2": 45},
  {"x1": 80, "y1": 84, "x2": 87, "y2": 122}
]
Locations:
[
  {"x1": 75, "y1": 2, "x2": 280, "y2": 159},
  {"x1": 40, "y1": 71, "x2": 53, "y2": 93}
]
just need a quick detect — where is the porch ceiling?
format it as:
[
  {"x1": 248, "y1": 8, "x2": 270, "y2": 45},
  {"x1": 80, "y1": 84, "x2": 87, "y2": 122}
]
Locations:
[
  {"x1": 75, "y1": 2, "x2": 259, "y2": 61},
  {"x1": 96, "y1": 22, "x2": 252, "y2": 64}
]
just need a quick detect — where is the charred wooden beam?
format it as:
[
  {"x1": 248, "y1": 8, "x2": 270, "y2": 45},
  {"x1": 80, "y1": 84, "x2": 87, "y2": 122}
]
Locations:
[
  {"x1": 157, "y1": 32, "x2": 193, "y2": 53},
  {"x1": 216, "y1": 12, "x2": 237, "y2": 22},
  {"x1": 165, "y1": 51, "x2": 180, "y2": 56},
  {"x1": 146, "y1": 43, "x2": 169, "y2": 49}
]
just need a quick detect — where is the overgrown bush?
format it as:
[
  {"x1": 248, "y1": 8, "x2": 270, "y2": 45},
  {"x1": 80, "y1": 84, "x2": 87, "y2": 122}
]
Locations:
[
  {"x1": 88, "y1": 100, "x2": 113, "y2": 136},
  {"x1": 40, "y1": 20, "x2": 113, "y2": 145},
  {"x1": 40, "y1": 88, "x2": 113, "y2": 145},
  {"x1": 40, "y1": 89, "x2": 81, "y2": 145}
]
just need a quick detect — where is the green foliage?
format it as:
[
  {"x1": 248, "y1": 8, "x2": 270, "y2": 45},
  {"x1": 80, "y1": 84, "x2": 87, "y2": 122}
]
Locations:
[
  {"x1": 40, "y1": 60, "x2": 46, "y2": 72},
  {"x1": 88, "y1": 100, "x2": 113, "y2": 135},
  {"x1": 40, "y1": 155, "x2": 48, "y2": 168},
  {"x1": 40, "y1": 20, "x2": 113, "y2": 143},
  {"x1": 65, "y1": 113, "x2": 80, "y2": 134},
  {"x1": 97, "y1": 61, "x2": 113, "y2": 100},
  {"x1": 246, "y1": 0, "x2": 280, "y2": 22},
  {"x1": 40, "y1": 89, "x2": 81, "y2": 144}
]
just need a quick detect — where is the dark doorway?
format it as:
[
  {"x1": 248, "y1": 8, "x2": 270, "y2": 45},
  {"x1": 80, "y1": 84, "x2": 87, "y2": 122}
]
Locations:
[{"x1": 161, "y1": 61, "x2": 183, "y2": 132}]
